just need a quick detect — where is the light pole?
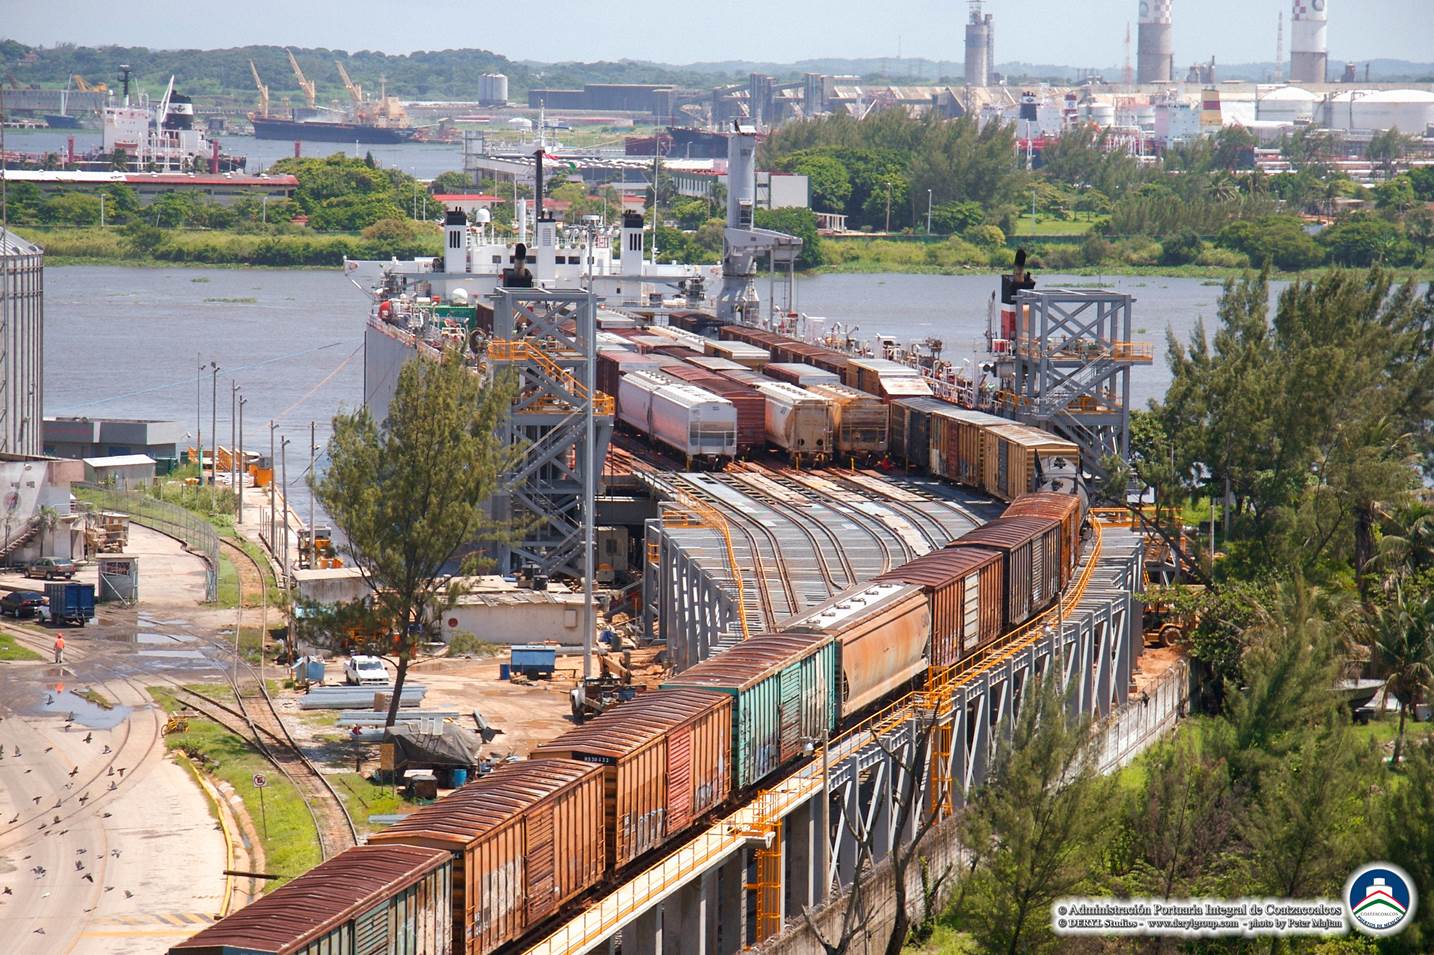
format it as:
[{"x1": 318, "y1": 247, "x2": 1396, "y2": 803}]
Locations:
[
  {"x1": 926, "y1": 188, "x2": 933, "y2": 235},
  {"x1": 197, "y1": 358, "x2": 216, "y2": 486},
  {"x1": 261, "y1": 195, "x2": 269, "y2": 225},
  {"x1": 237, "y1": 394, "x2": 247, "y2": 526},
  {"x1": 268, "y1": 422, "x2": 277, "y2": 559},
  {"x1": 99, "y1": 193, "x2": 106, "y2": 228},
  {"x1": 210, "y1": 363, "x2": 221, "y2": 506},
  {"x1": 230, "y1": 380, "x2": 238, "y2": 499},
  {"x1": 280, "y1": 435, "x2": 291, "y2": 581},
  {"x1": 885, "y1": 181, "x2": 893, "y2": 234}
]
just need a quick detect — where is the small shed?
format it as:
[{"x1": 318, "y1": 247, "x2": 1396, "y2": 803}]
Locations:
[{"x1": 82, "y1": 454, "x2": 156, "y2": 489}]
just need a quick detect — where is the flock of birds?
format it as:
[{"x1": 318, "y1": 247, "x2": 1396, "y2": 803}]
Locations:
[{"x1": 0, "y1": 704, "x2": 138, "y2": 935}]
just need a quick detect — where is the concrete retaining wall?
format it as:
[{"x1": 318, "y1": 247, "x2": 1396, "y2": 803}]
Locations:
[{"x1": 756, "y1": 658, "x2": 1191, "y2": 955}]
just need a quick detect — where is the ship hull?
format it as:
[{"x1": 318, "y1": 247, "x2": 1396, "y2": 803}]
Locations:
[
  {"x1": 44, "y1": 114, "x2": 83, "y2": 129},
  {"x1": 252, "y1": 117, "x2": 417, "y2": 144}
]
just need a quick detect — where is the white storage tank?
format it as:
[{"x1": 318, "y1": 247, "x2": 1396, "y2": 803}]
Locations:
[
  {"x1": 1257, "y1": 86, "x2": 1318, "y2": 124},
  {"x1": 1350, "y1": 90, "x2": 1434, "y2": 133},
  {"x1": 755, "y1": 381, "x2": 833, "y2": 463}
]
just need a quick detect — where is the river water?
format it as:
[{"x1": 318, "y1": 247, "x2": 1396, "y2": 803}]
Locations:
[{"x1": 43, "y1": 265, "x2": 1252, "y2": 516}]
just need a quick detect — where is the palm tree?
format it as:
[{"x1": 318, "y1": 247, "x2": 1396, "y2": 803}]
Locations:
[
  {"x1": 37, "y1": 506, "x2": 59, "y2": 558},
  {"x1": 1367, "y1": 585, "x2": 1434, "y2": 767},
  {"x1": 1372, "y1": 501, "x2": 1434, "y2": 585}
]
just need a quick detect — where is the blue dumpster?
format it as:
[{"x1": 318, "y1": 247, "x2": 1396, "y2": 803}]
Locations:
[
  {"x1": 510, "y1": 645, "x2": 557, "y2": 679},
  {"x1": 450, "y1": 767, "x2": 469, "y2": 788}
]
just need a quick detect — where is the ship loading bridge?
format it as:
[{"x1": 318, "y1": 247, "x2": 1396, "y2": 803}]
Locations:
[
  {"x1": 992, "y1": 288, "x2": 1153, "y2": 479},
  {"x1": 522, "y1": 516, "x2": 1152, "y2": 955},
  {"x1": 486, "y1": 288, "x2": 613, "y2": 580}
]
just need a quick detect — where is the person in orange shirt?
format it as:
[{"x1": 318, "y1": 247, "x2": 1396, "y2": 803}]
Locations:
[{"x1": 53, "y1": 635, "x2": 65, "y2": 664}]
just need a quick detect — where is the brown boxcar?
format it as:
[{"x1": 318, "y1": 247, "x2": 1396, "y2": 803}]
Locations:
[
  {"x1": 946, "y1": 516, "x2": 1062, "y2": 630},
  {"x1": 1002, "y1": 491, "x2": 1083, "y2": 587},
  {"x1": 843, "y1": 357, "x2": 920, "y2": 396},
  {"x1": 659, "y1": 364, "x2": 765, "y2": 453},
  {"x1": 981, "y1": 424, "x2": 1081, "y2": 502},
  {"x1": 530, "y1": 688, "x2": 732, "y2": 871},
  {"x1": 687, "y1": 356, "x2": 748, "y2": 374},
  {"x1": 807, "y1": 382, "x2": 889, "y2": 458},
  {"x1": 929, "y1": 408, "x2": 1009, "y2": 488},
  {"x1": 367, "y1": 759, "x2": 604, "y2": 955},
  {"x1": 169, "y1": 845, "x2": 452, "y2": 955},
  {"x1": 875, "y1": 546, "x2": 1003, "y2": 666},
  {"x1": 704, "y1": 339, "x2": 771, "y2": 368},
  {"x1": 781, "y1": 581, "x2": 931, "y2": 716},
  {"x1": 765, "y1": 362, "x2": 842, "y2": 388}
]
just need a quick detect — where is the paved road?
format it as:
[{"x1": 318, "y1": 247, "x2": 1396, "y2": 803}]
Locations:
[{"x1": 0, "y1": 625, "x2": 227, "y2": 954}]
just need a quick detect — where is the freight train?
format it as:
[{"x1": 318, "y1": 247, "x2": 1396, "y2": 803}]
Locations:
[
  {"x1": 170, "y1": 486, "x2": 1087, "y2": 955},
  {"x1": 599, "y1": 321, "x2": 1080, "y2": 489}
]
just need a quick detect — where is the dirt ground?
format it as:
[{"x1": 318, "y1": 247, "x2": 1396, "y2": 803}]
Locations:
[
  {"x1": 0, "y1": 524, "x2": 208, "y2": 610},
  {"x1": 408, "y1": 653, "x2": 583, "y2": 758},
  {"x1": 1133, "y1": 644, "x2": 1185, "y2": 694}
]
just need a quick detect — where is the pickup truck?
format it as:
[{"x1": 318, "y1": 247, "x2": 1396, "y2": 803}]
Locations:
[{"x1": 26, "y1": 557, "x2": 76, "y2": 580}]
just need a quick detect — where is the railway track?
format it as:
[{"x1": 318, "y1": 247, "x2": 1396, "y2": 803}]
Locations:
[
  {"x1": 215, "y1": 538, "x2": 358, "y2": 859},
  {"x1": 723, "y1": 463, "x2": 858, "y2": 591}
]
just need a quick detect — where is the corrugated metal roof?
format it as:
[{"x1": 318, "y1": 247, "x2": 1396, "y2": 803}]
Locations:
[
  {"x1": 169, "y1": 845, "x2": 448, "y2": 955},
  {"x1": 0, "y1": 227, "x2": 43, "y2": 258},
  {"x1": 531, "y1": 688, "x2": 727, "y2": 760},
  {"x1": 876, "y1": 546, "x2": 1001, "y2": 589},
  {"x1": 369, "y1": 759, "x2": 600, "y2": 848},
  {"x1": 948, "y1": 515, "x2": 1058, "y2": 550},
  {"x1": 663, "y1": 632, "x2": 830, "y2": 691}
]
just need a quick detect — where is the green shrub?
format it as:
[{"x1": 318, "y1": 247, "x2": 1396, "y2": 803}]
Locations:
[
  {"x1": 1195, "y1": 247, "x2": 1250, "y2": 268},
  {"x1": 1159, "y1": 230, "x2": 1204, "y2": 266}
]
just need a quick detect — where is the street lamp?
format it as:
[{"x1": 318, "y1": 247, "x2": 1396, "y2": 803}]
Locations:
[
  {"x1": 237, "y1": 394, "x2": 247, "y2": 526},
  {"x1": 926, "y1": 188, "x2": 933, "y2": 235},
  {"x1": 210, "y1": 363, "x2": 221, "y2": 505}
]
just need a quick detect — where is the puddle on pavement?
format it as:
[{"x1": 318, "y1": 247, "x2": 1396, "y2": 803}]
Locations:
[{"x1": 36, "y1": 688, "x2": 131, "y2": 730}]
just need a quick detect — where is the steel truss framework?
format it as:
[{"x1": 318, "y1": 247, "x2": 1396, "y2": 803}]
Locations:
[
  {"x1": 487, "y1": 288, "x2": 613, "y2": 576},
  {"x1": 1005, "y1": 289, "x2": 1150, "y2": 478},
  {"x1": 522, "y1": 526, "x2": 1147, "y2": 955}
]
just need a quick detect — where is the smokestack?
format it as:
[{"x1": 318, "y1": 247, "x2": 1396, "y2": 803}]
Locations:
[
  {"x1": 532, "y1": 149, "x2": 547, "y2": 223},
  {"x1": 1136, "y1": 0, "x2": 1174, "y2": 84},
  {"x1": 964, "y1": 2, "x2": 992, "y2": 87},
  {"x1": 1289, "y1": 0, "x2": 1328, "y2": 85}
]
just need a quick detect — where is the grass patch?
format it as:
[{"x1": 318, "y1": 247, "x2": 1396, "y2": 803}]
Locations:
[
  {"x1": 1010, "y1": 215, "x2": 1096, "y2": 237},
  {"x1": 77, "y1": 687, "x2": 114, "y2": 710},
  {"x1": 215, "y1": 552, "x2": 241, "y2": 609},
  {"x1": 150, "y1": 688, "x2": 322, "y2": 889},
  {"x1": 1351, "y1": 717, "x2": 1434, "y2": 748},
  {"x1": 202, "y1": 296, "x2": 257, "y2": 304},
  {"x1": 905, "y1": 922, "x2": 981, "y2": 953},
  {"x1": 0, "y1": 632, "x2": 42, "y2": 661},
  {"x1": 331, "y1": 771, "x2": 408, "y2": 837},
  {"x1": 447, "y1": 632, "x2": 505, "y2": 657}
]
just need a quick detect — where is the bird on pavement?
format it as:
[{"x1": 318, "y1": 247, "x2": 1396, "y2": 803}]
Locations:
[
  {"x1": 46, "y1": 694, "x2": 53, "y2": 705},
  {"x1": 76, "y1": 848, "x2": 85, "y2": 855},
  {"x1": 111, "y1": 849, "x2": 120, "y2": 859},
  {"x1": 82, "y1": 872, "x2": 94, "y2": 882},
  {"x1": 12, "y1": 747, "x2": 19, "y2": 757},
  {"x1": 68, "y1": 766, "x2": 79, "y2": 778},
  {"x1": 117, "y1": 768, "x2": 125, "y2": 777},
  {"x1": 104, "y1": 886, "x2": 113, "y2": 892},
  {"x1": 83, "y1": 732, "x2": 92, "y2": 744},
  {"x1": 74, "y1": 860, "x2": 83, "y2": 871},
  {"x1": 42, "y1": 746, "x2": 51, "y2": 753},
  {"x1": 32, "y1": 928, "x2": 44, "y2": 935},
  {"x1": 2, "y1": 886, "x2": 11, "y2": 895},
  {"x1": 30, "y1": 796, "x2": 39, "y2": 805},
  {"x1": 52, "y1": 815, "x2": 60, "y2": 824},
  {"x1": 6, "y1": 813, "x2": 17, "y2": 823},
  {"x1": 101, "y1": 812, "x2": 111, "y2": 818},
  {"x1": 101, "y1": 745, "x2": 111, "y2": 755},
  {"x1": 106, "y1": 766, "x2": 113, "y2": 776},
  {"x1": 77, "y1": 794, "x2": 88, "y2": 805},
  {"x1": 52, "y1": 798, "x2": 61, "y2": 808},
  {"x1": 107, "y1": 782, "x2": 116, "y2": 791},
  {"x1": 123, "y1": 890, "x2": 133, "y2": 899}
]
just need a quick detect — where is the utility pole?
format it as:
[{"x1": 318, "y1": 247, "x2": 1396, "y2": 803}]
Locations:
[
  {"x1": 196, "y1": 354, "x2": 203, "y2": 486},
  {"x1": 885, "y1": 181, "x2": 892, "y2": 233},
  {"x1": 926, "y1": 188, "x2": 933, "y2": 234},
  {"x1": 280, "y1": 436, "x2": 291, "y2": 582},
  {"x1": 230, "y1": 380, "x2": 238, "y2": 500},
  {"x1": 210, "y1": 363, "x2": 221, "y2": 506},
  {"x1": 268, "y1": 422, "x2": 276, "y2": 560},
  {"x1": 237, "y1": 394, "x2": 247, "y2": 526},
  {"x1": 308, "y1": 421, "x2": 316, "y2": 570}
]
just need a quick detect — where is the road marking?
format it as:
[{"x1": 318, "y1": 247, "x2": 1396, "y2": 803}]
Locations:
[{"x1": 95, "y1": 912, "x2": 215, "y2": 927}]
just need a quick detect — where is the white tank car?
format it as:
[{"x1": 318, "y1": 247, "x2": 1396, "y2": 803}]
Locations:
[
  {"x1": 755, "y1": 380, "x2": 834, "y2": 464},
  {"x1": 618, "y1": 371, "x2": 738, "y2": 466},
  {"x1": 806, "y1": 382, "x2": 888, "y2": 459}
]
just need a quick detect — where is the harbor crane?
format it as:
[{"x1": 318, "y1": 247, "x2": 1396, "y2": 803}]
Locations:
[
  {"x1": 335, "y1": 61, "x2": 364, "y2": 106},
  {"x1": 248, "y1": 60, "x2": 270, "y2": 118},
  {"x1": 286, "y1": 49, "x2": 316, "y2": 109}
]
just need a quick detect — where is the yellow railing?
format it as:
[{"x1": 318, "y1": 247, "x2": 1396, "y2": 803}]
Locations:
[
  {"x1": 661, "y1": 491, "x2": 752, "y2": 641},
  {"x1": 1112, "y1": 341, "x2": 1155, "y2": 363},
  {"x1": 487, "y1": 338, "x2": 615, "y2": 416}
]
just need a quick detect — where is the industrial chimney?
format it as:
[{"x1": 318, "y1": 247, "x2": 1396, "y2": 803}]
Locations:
[
  {"x1": 964, "y1": 2, "x2": 993, "y2": 87},
  {"x1": 1136, "y1": 0, "x2": 1174, "y2": 84},
  {"x1": 1289, "y1": 0, "x2": 1328, "y2": 85}
]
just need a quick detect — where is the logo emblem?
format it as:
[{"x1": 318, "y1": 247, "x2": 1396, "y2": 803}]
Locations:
[{"x1": 1345, "y1": 863, "x2": 1416, "y2": 936}]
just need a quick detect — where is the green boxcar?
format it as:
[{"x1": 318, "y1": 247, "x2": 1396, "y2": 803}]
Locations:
[{"x1": 661, "y1": 632, "x2": 837, "y2": 790}]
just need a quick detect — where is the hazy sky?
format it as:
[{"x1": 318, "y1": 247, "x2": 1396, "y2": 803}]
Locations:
[{"x1": 5, "y1": 0, "x2": 1429, "y2": 67}]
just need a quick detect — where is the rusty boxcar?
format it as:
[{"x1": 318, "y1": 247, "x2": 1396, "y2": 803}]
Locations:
[
  {"x1": 366, "y1": 759, "x2": 604, "y2": 955},
  {"x1": 875, "y1": 547, "x2": 1003, "y2": 667},
  {"x1": 530, "y1": 688, "x2": 732, "y2": 870}
]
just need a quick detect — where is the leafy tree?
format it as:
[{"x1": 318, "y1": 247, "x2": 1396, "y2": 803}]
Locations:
[
  {"x1": 753, "y1": 207, "x2": 824, "y2": 270},
  {"x1": 1367, "y1": 127, "x2": 1414, "y2": 178},
  {"x1": 1404, "y1": 205, "x2": 1434, "y2": 257},
  {"x1": 928, "y1": 200, "x2": 983, "y2": 235},
  {"x1": 778, "y1": 151, "x2": 851, "y2": 214},
  {"x1": 1158, "y1": 229, "x2": 1203, "y2": 266},
  {"x1": 1365, "y1": 584, "x2": 1434, "y2": 766},
  {"x1": 43, "y1": 191, "x2": 102, "y2": 226},
  {"x1": 951, "y1": 673, "x2": 1107, "y2": 955},
  {"x1": 1319, "y1": 216, "x2": 1414, "y2": 267},
  {"x1": 1211, "y1": 125, "x2": 1257, "y2": 171},
  {"x1": 1408, "y1": 166, "x2": 1434, "y2": 202},
  {"x1": 1215, "y1": 215, "x2": 1323, "y2": 271},
  {"x1": 429, "y1": 170, "x2": 473, "y2": 195},
  {"x1": 311, "y1": 352, "x2": 518, "y2": 727},
  {"x1": 1374, "y1": 176, "x2": 1417, "y2": 216},
  {"x1": 1383, "y1": 738, "x2": 1434, "y2": 950}
]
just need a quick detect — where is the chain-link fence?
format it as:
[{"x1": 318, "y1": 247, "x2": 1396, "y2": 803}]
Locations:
[{"x1": 73, "y1": 482, "x2": 219, "y2": 602}]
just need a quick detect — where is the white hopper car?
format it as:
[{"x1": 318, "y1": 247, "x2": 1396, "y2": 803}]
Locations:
[
  {"x1": 807, "y1": 382, "x2": 889, "y2": 459},
  {"x1": 754, "y1": 380, "x2": 834, "y2": 465},
  {"x1": 617, "y1": 370, "x2": 738, "y2": 468}
]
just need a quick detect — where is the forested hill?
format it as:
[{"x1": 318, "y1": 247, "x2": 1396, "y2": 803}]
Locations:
[{"x1": 0, "y1": 40, "x2": 742, "y2": 103}]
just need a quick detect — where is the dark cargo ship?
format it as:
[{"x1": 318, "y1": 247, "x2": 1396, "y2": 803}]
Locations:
[{"x1": 251, "y1": 116, "x2": 417, "y2": 144}]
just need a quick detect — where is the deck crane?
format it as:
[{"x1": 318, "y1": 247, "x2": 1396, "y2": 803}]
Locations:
[
  {"x1": 286, "y1": 49, "x2": 316, "y2": 109},
  {"x1": 248, "y1": 60, "x2": 270, "y2": 118},
  {"x1": 335, "y1": 61, "x2": 364, "y2": 106}
]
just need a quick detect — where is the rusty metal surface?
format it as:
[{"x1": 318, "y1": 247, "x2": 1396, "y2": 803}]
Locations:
[{"x1": 169, "y1": 845, "x2": 449, "y2": 955}]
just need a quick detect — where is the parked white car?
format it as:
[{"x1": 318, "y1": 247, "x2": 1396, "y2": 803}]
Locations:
[{"x1": 344, "y1": 655, "x2": 388, "y2": 686}]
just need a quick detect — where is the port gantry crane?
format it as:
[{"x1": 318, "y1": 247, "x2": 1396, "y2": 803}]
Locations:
[
  {"x1": 248, "y1": 60, "x2": 269, "y2": 119},
  {"x1": 286, "y1": 49, "x2": 316, "y2": 109},
  {"x1": 334, "y1": 61, "x2": 364, "y2": 107}
]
